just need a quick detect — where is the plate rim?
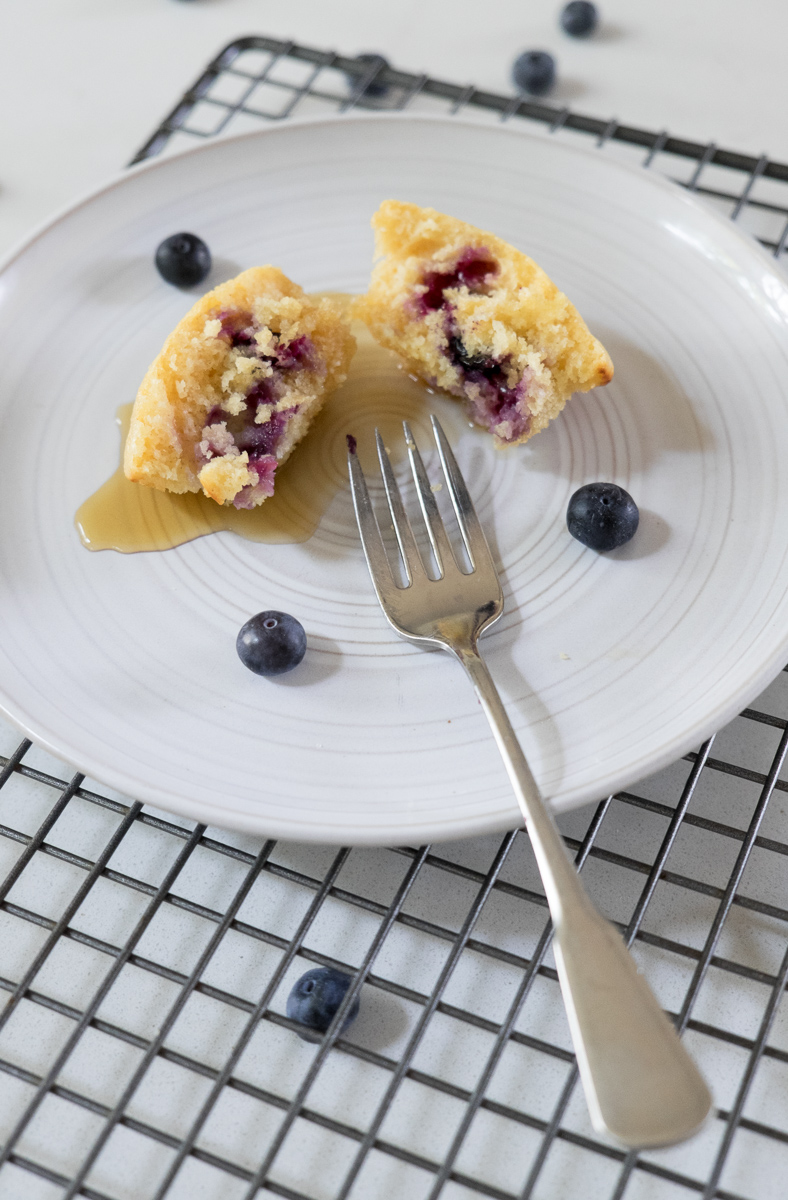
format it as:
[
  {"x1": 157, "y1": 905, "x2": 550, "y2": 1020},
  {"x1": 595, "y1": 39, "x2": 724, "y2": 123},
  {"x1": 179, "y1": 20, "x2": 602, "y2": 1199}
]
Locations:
[{"x1": 2, "y1": 110, "x2": 784, "y2": 285}]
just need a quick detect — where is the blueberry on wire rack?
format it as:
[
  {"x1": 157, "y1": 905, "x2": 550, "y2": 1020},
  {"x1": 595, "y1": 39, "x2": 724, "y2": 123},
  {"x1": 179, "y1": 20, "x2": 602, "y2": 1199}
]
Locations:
[
  {"x1": 348, "y1": 52, "x2": 391, "y2": 98},
  {"x1": 286, "y1": 967, "x2": 360, "y2": 1043}
]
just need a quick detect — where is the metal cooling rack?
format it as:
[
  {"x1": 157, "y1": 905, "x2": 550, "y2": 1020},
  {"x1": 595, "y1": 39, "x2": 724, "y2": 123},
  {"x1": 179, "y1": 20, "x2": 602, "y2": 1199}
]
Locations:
[{"x1": 2, "y1": 34, "x2": 788, "y2": 1200}]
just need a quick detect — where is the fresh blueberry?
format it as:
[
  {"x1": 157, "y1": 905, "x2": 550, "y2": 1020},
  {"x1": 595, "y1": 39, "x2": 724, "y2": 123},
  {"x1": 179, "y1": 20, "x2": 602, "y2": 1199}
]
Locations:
[
  {"x1": 155, "y1": 232, "x2": 212, "y2": 287},
  {"x1": 351, "y1": 52, "x2": 391, "y2": 98},
  {"x1": 560, "y1": 1, "x2": 598, "y2": 37},
  {"x1": 236, "y1": 611, "x2": 306, "y2": 676},
  {"x1": 567, "y1": 483, "x2": 639, "y2": 551},
  {"x1": 512, "y1": 50, "x2": 556, "y2": 97},
  {"x1": 286, "y1": 967, "x2": 360, "y2": 1043}
]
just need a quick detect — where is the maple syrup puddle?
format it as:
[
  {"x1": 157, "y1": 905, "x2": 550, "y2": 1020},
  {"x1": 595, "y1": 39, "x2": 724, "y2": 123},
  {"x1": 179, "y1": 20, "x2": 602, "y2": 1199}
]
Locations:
[{"x1": 75, "y1": 301, "x2": 465, "y2": 553}]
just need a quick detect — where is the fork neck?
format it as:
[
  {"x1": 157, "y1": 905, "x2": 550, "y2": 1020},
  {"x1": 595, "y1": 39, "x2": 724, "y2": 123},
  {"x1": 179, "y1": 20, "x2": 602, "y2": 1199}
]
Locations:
[
  {"x1": 448, "y1": 639, "x2": 593, "y2": 925},
  {"x1": 428, "y1": 604, "x2": 499, "y2": 652}
]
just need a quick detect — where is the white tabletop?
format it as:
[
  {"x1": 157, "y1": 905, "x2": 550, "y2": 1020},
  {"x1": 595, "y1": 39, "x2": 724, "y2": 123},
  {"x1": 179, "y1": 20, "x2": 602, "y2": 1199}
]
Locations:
[
  {"x1": 3, "y1": 7, "x2": 788, "y2": 1200},
  {"x1": 3, "y1": 0, "x2": 788, "y2": 259}
]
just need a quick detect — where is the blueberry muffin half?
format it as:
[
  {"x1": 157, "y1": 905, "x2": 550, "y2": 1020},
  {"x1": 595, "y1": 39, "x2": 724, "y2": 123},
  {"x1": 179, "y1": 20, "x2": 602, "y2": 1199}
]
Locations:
[
  {"x1": 125, "y1": 267, "x2": 356, "y2": 508},
  {"x1": 353, "y1": 201, "x2": 613, "y2": 446}
]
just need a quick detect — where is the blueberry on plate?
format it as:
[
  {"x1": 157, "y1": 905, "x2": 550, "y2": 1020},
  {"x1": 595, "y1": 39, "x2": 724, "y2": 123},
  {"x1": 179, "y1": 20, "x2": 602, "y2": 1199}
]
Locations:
[
  {"x1": 155, "y1": 232, "x2": 212, "y2": 288},
  {"x1": 286, "y1": 967, "x2": 360, "y2": 1043},
  {"x1": 567, "y1": 483, "x2": 639, "y2": 551},
  {"x1": 236, "y1": 611, "x2": 307, "y2": 676},
  {"x1": 560, "y1": 1, "x2": 599, "y2": 37},
  {"x1": 512, "y1": 51, "x2": 556, "y2": 97},
  {"x1": 350, "y1": 52, "x2": 391, "y2": 98}
]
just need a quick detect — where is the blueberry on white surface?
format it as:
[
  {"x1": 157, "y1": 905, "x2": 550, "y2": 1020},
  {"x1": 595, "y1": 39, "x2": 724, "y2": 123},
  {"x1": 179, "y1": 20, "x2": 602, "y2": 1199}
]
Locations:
[
  {"x1": 566, "y1": 483, "x2": 639, "y2": 551},
  {"x1": 286, "y1": 967, "x2": 360, "y2": 1043},
  {"x1": 560, "y1": 1, "x2": 599, "y2": 37},
  {"x1": 351, "y1": 53, "x2": 391, "y2": 98},
  {"x1": 512, "y1": 51, "x2": 556, "y2": 97},
  {"x1": 155, "y1": 232, "x2": 212, "y2": 287},
  {"x1": 236, "y1": 611, "x2": 307, "y2": 676}
]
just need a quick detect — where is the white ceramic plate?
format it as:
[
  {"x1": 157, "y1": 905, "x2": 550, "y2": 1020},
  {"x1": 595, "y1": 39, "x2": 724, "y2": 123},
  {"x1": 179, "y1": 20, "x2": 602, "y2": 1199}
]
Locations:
[{"x1": 2, "y1": 116, "x2": 788, "y2": 844}]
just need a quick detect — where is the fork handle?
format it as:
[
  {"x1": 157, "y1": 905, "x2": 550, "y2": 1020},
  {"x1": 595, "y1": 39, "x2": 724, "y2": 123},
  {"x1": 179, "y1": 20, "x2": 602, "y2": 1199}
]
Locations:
[{"x1": 454, "y1": 643, "x2": 712, "y2": 1149}]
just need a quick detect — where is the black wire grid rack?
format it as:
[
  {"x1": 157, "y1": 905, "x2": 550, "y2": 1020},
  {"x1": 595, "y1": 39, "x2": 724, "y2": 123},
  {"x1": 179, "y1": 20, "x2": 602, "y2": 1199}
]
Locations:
[{"x1": 2, "y1": 34, "x2": 788, "y2": 1200}]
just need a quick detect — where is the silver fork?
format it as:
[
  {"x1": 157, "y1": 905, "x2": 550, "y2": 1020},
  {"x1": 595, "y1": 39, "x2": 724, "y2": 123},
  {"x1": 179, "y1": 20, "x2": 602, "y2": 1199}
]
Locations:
[{"x1": 348, "y1": 415, "x2": 711, "y2": 1149}]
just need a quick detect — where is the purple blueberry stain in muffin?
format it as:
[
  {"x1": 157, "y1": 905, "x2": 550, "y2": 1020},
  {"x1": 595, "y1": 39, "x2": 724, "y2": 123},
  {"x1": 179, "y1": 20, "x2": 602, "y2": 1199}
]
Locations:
[
  {"x1": 403, "y1": 246, "x2": 534, "y2": 441},
  {"x1": 195, "y1": 308, "x2": 323, "y2": 502},
  {"x1": 276, "y1": 335, "x2": 318, "y2": 369},
  {"x1": 235, "y1": 408, "x2": 298, "y2": 457},
  {"x1": 447, "y1": 335, "x2": 492, "y2": 372},
  {"x1": 466, "y1": 375, "x2": 531, "y2": 443},
  {"x1": 445, "y1": 332, "x2": 531, "y2": 443},
  {"x1": 234, "y1": 455, "x2": 278, "y2": 508},
  {"x1": 215, "y1": 308, "x2": 319, "y2": 371},
  {"x1": 215, "y1": 308, "x2": 257, "y2": 347},
  {"x1": 198, "y1": 422, "x2": 236, "y2": 461},
  {"x1": 415, "y1": 247, "x2": 499, "y2": 314},
  {"x1": 198, "y1": 404, "x2": 300, "y2": 508},
  {"x1": 244, "y1": 376, "x2": 282, "y2": 411}
]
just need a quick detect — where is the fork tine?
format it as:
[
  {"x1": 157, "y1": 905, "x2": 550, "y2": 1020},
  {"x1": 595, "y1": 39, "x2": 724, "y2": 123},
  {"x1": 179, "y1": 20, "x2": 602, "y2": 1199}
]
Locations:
[
  {"x1": 347, "y1": 441, "x2": 397, "y2": 593},
  {"x1": 375, "y1": 430, "x2": 425, "y2": 585},
  {"x1": 403, "y1": 420, "x2": 458, "y2": 578},
  {"x1": 430, "y1": 415, "x2": 495, "y2": 573}
]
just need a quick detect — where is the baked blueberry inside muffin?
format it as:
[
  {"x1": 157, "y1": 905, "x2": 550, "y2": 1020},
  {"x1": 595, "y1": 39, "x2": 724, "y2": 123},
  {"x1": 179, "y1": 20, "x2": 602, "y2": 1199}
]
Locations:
[
  {"x1": 124, "y1": 267, "x2": 356, "y2": 507},
  {"x1": 353, "y1": 201, "x2": 613, "y2": 446}
]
